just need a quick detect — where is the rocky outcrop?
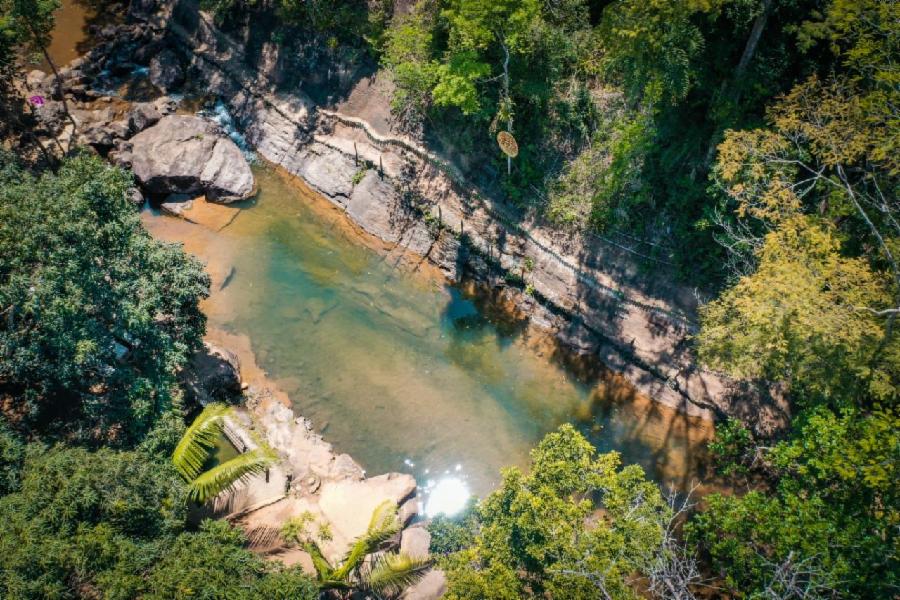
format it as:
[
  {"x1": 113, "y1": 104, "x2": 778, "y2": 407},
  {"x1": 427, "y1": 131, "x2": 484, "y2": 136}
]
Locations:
[
  {"x1": 182, "y1": 342, "x2": 243, "y2": 404},
  {"x1": 124, "y1": 115, "x2": 256, "y2": 202},
  {"x1": 402, "y1": 569, "x2": 448, "y2": 600},
  {"x1": 127, "y1": 102, "x2": 161, "y2": 133},
  {"x1": 149, "y1": 47, "x2": 185, "y2": 91},
  {"x1": 400, "y1": 526, "x2": 431, "y2": 558},
  {"x1": 230, "y1": 396, "x2": 422, "y2": 565}
]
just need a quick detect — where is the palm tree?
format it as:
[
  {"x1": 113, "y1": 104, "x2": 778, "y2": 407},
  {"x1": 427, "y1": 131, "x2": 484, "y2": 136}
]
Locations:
[
  {"x1": 282, "y1": 501, "x2": 431, "y2": 598},
  {"x1": 172, "y1": 403, "x2": 276, "y2": 504}
]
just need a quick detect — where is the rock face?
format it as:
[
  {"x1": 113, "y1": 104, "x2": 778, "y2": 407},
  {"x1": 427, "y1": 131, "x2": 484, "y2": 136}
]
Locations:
[
  {"x1": 401, "y1": 569, "x2": 447, "y2": 600},
  {"x1": 127, "y1": 102, "x2": 161, "y2": 133},
  {"x1": 182, "y1": 342, "x2": 242, "y2": 404},
  {"x1": 149, "y1": 48, "x2": 184, "y2": 92},
  {"x1": 400, "y1": 526, "x2": 431, "y2": 558},
  {"x1": 127, "y1": 115, "x2": 256, "y2": 203}
]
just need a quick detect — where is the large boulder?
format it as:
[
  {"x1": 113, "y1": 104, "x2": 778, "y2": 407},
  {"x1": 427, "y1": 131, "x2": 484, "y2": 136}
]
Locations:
[
  {"x1": 149, "y1": 48, "x2": 184, "y2": 92},
  {"x1": 400, "y1": 526, "x2": 431, "y2": 558},
  {"x1": 127, "y1": 102, "x2": 161, "y2": 133},
  {"x1": 317, "y1": 473, "x2": 417, "y2": 562},
  {"x1": 128, "y1": 115, "x2": 256, "y2": 203},
  {"x1": 401, "y1": 569, "x2": 447, "y2": 600}
]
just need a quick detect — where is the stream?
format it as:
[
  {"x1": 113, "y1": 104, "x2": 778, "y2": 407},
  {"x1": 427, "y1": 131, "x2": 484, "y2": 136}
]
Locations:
[
  {"x1": 144, "y1": 166, "x2": 716, "y2": 498},
  {"x1": 46, "y1": 2, "x2": 717, "y2": 501}
]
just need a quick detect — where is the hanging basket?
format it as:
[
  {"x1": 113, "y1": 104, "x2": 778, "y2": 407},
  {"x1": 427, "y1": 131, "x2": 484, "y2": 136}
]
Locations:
[{"x1": 497, "y1": 131, "x2": 519, "y2": 158}]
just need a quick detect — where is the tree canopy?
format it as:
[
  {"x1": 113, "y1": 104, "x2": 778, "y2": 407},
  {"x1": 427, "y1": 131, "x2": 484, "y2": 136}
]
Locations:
[
  {"x1": 436, "y1": 425, "x2": 676, "y2": 599},
  {"x1": 0, "y1": 153, "x2": 209, "y2": 443}
]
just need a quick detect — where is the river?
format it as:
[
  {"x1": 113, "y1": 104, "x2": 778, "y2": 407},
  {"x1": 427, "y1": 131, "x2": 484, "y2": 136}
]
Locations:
[
  {"x1": 143, "y1": 166, "x2": 716, "y2": 497},
  {"x1": 45, "y1": 2, "x2": 718, "y2": 501}
]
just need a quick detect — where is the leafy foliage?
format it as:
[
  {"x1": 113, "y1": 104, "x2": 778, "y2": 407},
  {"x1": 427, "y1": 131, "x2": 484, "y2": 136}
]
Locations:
[
  {"x1": 0, "y1": 0, "x2": 58, "y2": 53},
  {"x1": 186, "y1": 446, "x2": 275, "y2": 504},
  {"x1": 690, "y1": 7, "x2": 900, "y2": 597},
  {"x1": 173, "y1": 403, "x2": 276, "y2": 504},
  {"x1": 427, "y1": 500, "x2": 477, "y2": 555},
  {"x1": 0, "y1": 417, "x2": 24, "y2": 495},
  {"x1": 0, "y1": 443, "x2": 317, "y2": 599},
  {"x1": 0, "y1": 444, "x2": 185, "y2": 598},
  {"x1": 0, "y1": 154, "x2": 209, "y2": 443},
  {"x1": 688, "y1": 406, "x2": 899, "y2": 597},
  {"x1": 172, "y1": 403, "x2": 231, "y2": 481},
  {"x1": 441, "y1": 424, "x2": 671, "y2": 599},
  {"x1": 143, "y1": 519, "x2": 318, "y2": 600},
  {"x1": 697, "y1": 215, "x2": 895, "y2": 404}
]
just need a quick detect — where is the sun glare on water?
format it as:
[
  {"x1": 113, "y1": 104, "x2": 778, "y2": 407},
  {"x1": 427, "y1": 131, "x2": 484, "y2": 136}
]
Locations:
[{"x1": 424, "y1": 476, "x2": 471, "y2": 518}]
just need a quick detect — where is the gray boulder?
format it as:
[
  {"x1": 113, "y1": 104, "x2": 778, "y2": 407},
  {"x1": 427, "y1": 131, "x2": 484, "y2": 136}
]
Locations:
[
  {"x1": 153, "y1": 95, "x2": 179, "y2": 115},
  {"x1": 149, "y1": 48, "x2": 184, "y2": 92},
  {"x1": 26, "y1": 70, "x2": 46, "y2": 90},
  {"x1": 129, "y1": 115, "x2": 256, "y2": 203},
  {"x1": 128, "y1": 102, "x2": 161, "y2": 133},
  {"x1": 400, "y1": 526, "x2": 431, "y2": 558},
  {"x1": 401, "y1": 569, "x2": 447, "y2": 600},
  {"x1": 125, "y1": 186, "x2": 144, "y2": 207},
  {"x1": 107, "y1": 120, "x2": 131, "y2": 139}
]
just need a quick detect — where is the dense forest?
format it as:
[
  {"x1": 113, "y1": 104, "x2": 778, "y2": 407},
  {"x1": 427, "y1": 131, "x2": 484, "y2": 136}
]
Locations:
[{"x1": 0, "y1": 0, "x2": 897, "y2": 598}]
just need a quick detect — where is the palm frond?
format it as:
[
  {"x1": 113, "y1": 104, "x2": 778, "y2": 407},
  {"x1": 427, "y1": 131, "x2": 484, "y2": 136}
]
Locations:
[
  {"x1": 333, "y1": 500, "x2": 400, "y2": 580},
  {"x1": 172, "y1": 403, "x2": 230, "y2": 481},
  {"x1": 362, "y1": 552, "x2": 432, "y2": 597},
  {"x1": 303, "y1": 542, "x2": 348, "y2": 589},
  {"x1": 186, "y1": 447, "x2": 276, "y2": 504}
]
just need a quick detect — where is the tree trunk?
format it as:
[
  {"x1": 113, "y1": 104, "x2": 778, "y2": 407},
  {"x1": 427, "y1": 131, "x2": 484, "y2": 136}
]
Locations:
[
  {"x1": 703, "y1": 0, "x2": 773, "y2": 167},
  {"x1": 501, "y1": 41, "x2": 511, "y2": 176},
  {"x1": 40, "y1": 45, "x2": 78, "y2": 152},
  {"x1": 732, "y1": 0, "x2": 773, "y2": 88}
]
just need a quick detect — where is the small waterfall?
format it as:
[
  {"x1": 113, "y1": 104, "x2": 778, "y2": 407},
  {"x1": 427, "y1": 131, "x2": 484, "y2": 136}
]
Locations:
[{"x1": 200, "y1": 99, "x2": 256, "y2": 162}]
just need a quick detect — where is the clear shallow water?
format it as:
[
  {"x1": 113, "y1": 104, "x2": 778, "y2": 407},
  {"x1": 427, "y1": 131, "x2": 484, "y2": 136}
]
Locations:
[{"x1": 145, "y1": 165, "x2": 715, "y2": 497}]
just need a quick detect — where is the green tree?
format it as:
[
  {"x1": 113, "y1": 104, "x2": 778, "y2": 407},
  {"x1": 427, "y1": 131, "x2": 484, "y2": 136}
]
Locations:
[
  {"x1": 688, "y1": 406, "x2": 899, "y2": 598},
  {"x1": 0, "y1": 445, "x2": 186, "y2": 598},
  {"x1": 697, "y1": 214, "x2": 895, "y2": 404},
  {"x1": 596, "y1": 0, "x2": 721, "y2": 106},
  {"x1": 435, "y1": 0, "x2": 540, "y2": 122},
  {"x1": 381, "y1": 5, "x2": 440, "y2": 130},
  {"x1": 0, "y1": 154, "x2": 210, "y2": 443},
  {"x1": 441, "y1": 425, "x2": 674, "y2": 599},
  {"x1": 143, "y1": 519, "x2": 318, "y2": 600},
  {"x1": 172, "y1": 403, "x2": 276, "y2": 504},
  {"x1": 0, "y1": 443, "x2": 319, "y2": 599},
  {"x1": 701, "y1": 1, "x2": 899, "y2": 404},
  {"x1": 0, "y1": 417, "x2": 24, "y2": 495}
]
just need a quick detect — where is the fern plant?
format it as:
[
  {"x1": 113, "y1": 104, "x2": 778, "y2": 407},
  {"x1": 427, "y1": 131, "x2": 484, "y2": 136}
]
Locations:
[
  {"x1": 172, "y1": 403, "x2": 276, "y2": 504},
  {"x1": 281, "y1": 501, "x2": 431, "y2": 597}
]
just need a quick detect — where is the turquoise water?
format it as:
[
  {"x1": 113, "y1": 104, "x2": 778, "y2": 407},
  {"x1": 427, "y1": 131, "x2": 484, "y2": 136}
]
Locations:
[{"x1": 146, "y1": 166, "x2": 714, "y2": 496}]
